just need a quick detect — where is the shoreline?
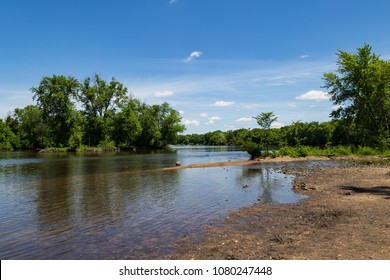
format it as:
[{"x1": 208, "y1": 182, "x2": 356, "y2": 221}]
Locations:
[
  {"x1": 162, "y1": 155, "x2": 390, "y2": 171},
  {"x1": 169, "y1": 157, "x2": 390, "y2": 260},
  {"x1": 162, "y1": 156, "x2": 333, "y2": 170}
]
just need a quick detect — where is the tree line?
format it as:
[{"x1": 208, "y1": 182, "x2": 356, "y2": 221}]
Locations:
[
  {"x1": 177, "y1": 120, "x2": 345, "y2": 147},
  {"x1": 0, "y1": 74, "x2": 185, "y2": 151}
]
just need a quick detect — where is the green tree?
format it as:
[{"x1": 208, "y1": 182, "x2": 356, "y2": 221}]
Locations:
[
  {"x1": 137, "y1": 102, "x2": 184, "y2": 148},
  {"x1": 78, "y1": 74, "x2": 128, "y2": 146},
  {"x1": 323, "y1": 44, "x2": 390, "y2": 148},
  {"x1": 113, "y1": 98, "x2": 142, "y2": 147},
  {"x1": 13, "y1": 105, "x2": 46, "y2": 149},
  {"x1": 253, "y1": 112, "x2": 278, "y2": 156},
  {"x1": 31, "y1": 75, "x2": 80, "y2": 147},
  {"x1": 0, "y1": 118, "x2": 15, "y2": 150},
  {"x1": 137, "y1": 104, "x2": 161, "y2": 147},
  {"x1": 281, "y1": 121, "x2": 334, "y2": 147},
  {"x1": 208, "y1": 130, "x2": 227, "y2": 145},
  {"x1": 159, "y1": 102, "x2": 185, "y2": 146}
]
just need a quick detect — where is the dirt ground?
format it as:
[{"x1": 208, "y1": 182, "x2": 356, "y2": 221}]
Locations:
[{"x1": 169, "y1": 157, "x2": 390, "y2": 260}]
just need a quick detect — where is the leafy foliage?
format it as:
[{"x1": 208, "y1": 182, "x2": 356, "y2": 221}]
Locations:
[
  {"x1": 252, "y1": 112, "x2": 278, "y2": 157},
  {"x1": 2, "y1": 75, "x2": 184, "y2": 151},
  {"x1": 78, "y1": 74, "x2": 128, "y2": 146},
  {"x1": 323, "y1": 44, "x2": 390, "y2": 148},
  {"x1": 31, "y1": 75, "x2": 80, "y2": 147}
]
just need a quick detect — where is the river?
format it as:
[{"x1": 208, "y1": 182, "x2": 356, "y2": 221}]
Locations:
[{"x1": 0, "y1": 146, "x2": 305, "y2": 259}]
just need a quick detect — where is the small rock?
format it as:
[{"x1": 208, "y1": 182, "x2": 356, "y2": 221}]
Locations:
[{"x1": 175, "y1": 161, "x2": 181, "y2": 166}]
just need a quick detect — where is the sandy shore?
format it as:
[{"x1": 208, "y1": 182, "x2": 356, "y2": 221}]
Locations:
[
  {"x1": 162, "y1": 156, "x2": 332, "y2": 170},
  {"x1": 169, "y1": 156, "x2": 390, "y2": 260}
]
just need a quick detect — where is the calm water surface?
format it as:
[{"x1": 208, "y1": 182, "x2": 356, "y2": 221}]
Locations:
[{"x1": 0, "y1": 146, "x2": 307, "y2": 259}]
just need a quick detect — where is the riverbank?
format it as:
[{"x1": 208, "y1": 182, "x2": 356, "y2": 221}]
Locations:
[
  {"x1": 169, "y1": 157, "x2": 390, "y2": 259},
  {"x1": 162, "y1": 156, "x2": 332, "y2": 170}
]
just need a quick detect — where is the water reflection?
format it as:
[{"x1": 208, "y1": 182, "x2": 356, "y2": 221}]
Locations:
[{"x1": 0, "y1": 148, "x2": 309, "y2": 259}]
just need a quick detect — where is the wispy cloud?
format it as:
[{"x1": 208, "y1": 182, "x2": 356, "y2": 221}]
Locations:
[
  {"x1": 169, "y1": 0, "x2": 178, "y2": 4},
  {"x1": 236, "y1": 117, "x2": 253, "y2": 123},
  {"x1": 182, "y1": 119, "x2": 200, "y2": 126},
  {"x1": 207, "y1": 116, "x2": 222, "y2": 124},
  {"x1": 299, "y1": 54, "x2": 309, "y2": 59},
  {"x1": 154, "y1": 90, "x2": 174, "y2": 97},
  {"x1": 271, "y1": 122, "x2": 285, "y2": 128},
  {"x1": 184, "y1": 51, "x2": 203, "y2": 62},
  {"x1": 126, "y1": 59, "x2": 333, "y2": 102},
  {"x1": 296, "y1": 90, "x2": 330, "y2": 101},
  {"x1": 212, "y1": 101, "x2": 234, "y2": 107},
  {"x1": 241, "y1": 103, "x2": 262, "y2": 109},
  {"x1": 122, "y1": 58, "x2": 335, "y2": 133}
]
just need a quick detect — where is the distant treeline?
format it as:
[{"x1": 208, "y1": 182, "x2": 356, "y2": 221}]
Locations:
[
  {"x1": 0, "y1": 74, "x2": 184, "y2": 151},
  {"x1": 177, "y1": 120, "x2": 357, "y2": 148}
]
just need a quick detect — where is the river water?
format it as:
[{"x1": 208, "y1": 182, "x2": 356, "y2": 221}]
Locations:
[{"x1": 0, "y1": 146, "x2": 306, "y2": 259}]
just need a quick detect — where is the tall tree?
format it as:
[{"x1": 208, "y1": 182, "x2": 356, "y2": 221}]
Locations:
[
  {"x1": 78, "y1": 74, "x2": 128, "y2": 146},
  {"x1": 253, "y1": 112, "x2": 278, "y2": 156},
  {"x1": 137, "y1": 102, "x2": 185, "y2": 148},
  {"x1": 13, "y1": 105, "x2": 46, "y2": 149},
  {"x1": 113, "y1": 98, "x2": 142, "y2": 147},
  {"x1": 323, "y1": 44, "x2": 390, "y2": 148},
  {"x1": 0, "y1": 118, "x2": 15, "y2": 150},
  {"x1": 159, "y1": 102, "x2": 185, "y2": 146},
  {"x1": 31, "y1": 75, "x2": 80, "y2": 147}
]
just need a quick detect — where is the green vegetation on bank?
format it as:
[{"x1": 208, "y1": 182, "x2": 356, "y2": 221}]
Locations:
[{"x1": 0, "y1": 74, "x2": 184, "y2": 151}]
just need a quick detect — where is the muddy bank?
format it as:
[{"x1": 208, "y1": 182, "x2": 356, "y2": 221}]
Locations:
[{"x1": 169, "y1": 158, "x2": 390, "y2": 260}]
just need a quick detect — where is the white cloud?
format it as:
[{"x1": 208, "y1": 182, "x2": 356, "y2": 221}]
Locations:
[
  {"x1": 212, "y1": 101, "x2": 234, "y2": 107},
  {"x1": 200, "y1": 113, "x2": 208, "y2": 118},
  {"x1": 184, "y1": 51, "x2": 203, "y2": 62},
  {"x1": 271, "y1": 122, "x2": 285, "y2": 129},
  {"x1": 332, "y1": 105, "x2": 343, "y2": 110},
  {"x1": 182, "y1": 119, "x2": 200, "y2": 126},
  {"x1": 207, "y1": 116, "x2": 222, "y2": 124},
  {"x1": 299, "y1": 54, "x2": 309, "y2": 59},
  {"x1": 169, "y1": 0, "x2": 177, "y2": 4},
  {"x1": 154, "y1": 90, "x2": 174, "y2": 97},
  {"x1": 296, "y1": 90, "x2": 330, "y2": 101},
  {"x1": 236, "y1": 117, "x2": 253, "y2": 123}
]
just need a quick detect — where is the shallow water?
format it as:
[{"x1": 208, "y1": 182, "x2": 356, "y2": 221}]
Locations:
[{"x1": 0, "y1": 146, "x2": 307, "y2": 259}]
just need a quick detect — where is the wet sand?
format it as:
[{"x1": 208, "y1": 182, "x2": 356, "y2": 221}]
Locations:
[
  {"x1": 162, "y1": 156, "x2": 331, "y2": 170},
  {"x1": 168, "y1": 156, "x2": 390, "y2": 260}
]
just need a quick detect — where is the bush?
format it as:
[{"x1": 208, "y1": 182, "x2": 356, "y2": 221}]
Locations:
[
  {"x1": 279, "y1": 146, "x2": 309, "y2": 157},
  {"x1": 279, "y1": 146, "x2": 297, "y2": 157},
  {"x1": 330, "y1": 146, "x2": 352, "y2": 156},
  {"x1": 98, "y1": 139, "x2": 116, "y2": 149},
  {"x1": 356, "y1": 146, "x2": 377, "y2": 156},
  {"x1": 296, "y1": 146, "x2": 310, "y2": 157},
  {"x1": 242, "y1": 141, "x2": 264, "y2": 159},
  {"x1": 68, "y1": 132, "x2": 83, "y2": 151}
]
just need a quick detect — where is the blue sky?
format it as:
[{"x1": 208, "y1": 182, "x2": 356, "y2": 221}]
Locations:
[{"x1": 1, "y1": 0, "x2": 390, "y2": 134}]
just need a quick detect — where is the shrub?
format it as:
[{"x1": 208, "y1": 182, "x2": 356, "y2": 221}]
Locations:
[
  {"x1": 242, "y1": 141, "x2": 264, "y2": 159},
  {"x1": 356, "y1": 146, "x2": 377, "y2": 156}
]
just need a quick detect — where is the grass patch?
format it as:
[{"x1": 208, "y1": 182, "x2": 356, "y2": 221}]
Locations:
[{"x1": 275, "y1": 145, "x2": 390, "y2": 158}]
